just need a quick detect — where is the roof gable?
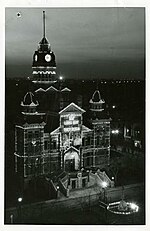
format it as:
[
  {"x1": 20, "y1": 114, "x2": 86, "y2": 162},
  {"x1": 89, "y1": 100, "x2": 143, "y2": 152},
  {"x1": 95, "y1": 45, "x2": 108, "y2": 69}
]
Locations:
[
  {"x1": 61, "y1": 87, "x2": 71, "y2": 92},
  {"x1": 46, "y1": 86, "x2": 58, "y2": 92},
  {"x1": 64, "y1": 146, "x2": 79, "y2": 154},
  {"x1": 82, "y1": 125, "x2": 92, "y2": 132},
  {"x1": 35, "y1": 88, "x2": 45, "y2": 93},
  {"x1": 59, "y1": 102, "x2": 85, "y2": 115},
  {"x1": 50, "y1": 127, "x2": 60, "y2": 135}
]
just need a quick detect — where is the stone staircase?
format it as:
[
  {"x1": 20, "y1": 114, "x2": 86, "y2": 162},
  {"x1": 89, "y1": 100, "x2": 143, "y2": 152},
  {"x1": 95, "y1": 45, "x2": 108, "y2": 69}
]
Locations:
[{"x1": 89, "y1": 170, "x2": 114, "y2": 189}]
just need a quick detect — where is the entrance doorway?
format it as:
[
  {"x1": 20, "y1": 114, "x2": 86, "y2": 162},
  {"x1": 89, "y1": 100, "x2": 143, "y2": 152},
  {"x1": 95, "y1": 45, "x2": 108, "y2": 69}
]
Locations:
[
  {"x1": 82, "y1": 178, "x2": 86, "y2": 187},
  {"x1": 65, "y1": 158, "x2": 75, "y2": 172},
  {"x1": 64, "y1": 147, "x2": 80, "y2": 171},
  {"x1": 72, "y1": 180, "x2": 76, "y2": 189}
]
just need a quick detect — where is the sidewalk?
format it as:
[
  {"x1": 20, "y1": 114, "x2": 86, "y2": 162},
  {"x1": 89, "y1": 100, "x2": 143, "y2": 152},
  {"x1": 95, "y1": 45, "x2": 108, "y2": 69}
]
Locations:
[{"x1": 68, "y1": 184, "x2": 101, "y2": 199}]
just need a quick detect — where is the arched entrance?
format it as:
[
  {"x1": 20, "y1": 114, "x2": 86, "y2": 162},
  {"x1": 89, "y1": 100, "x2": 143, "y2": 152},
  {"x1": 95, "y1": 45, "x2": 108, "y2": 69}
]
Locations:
[
  {"x1": 64, "y1": 147, "x2": 80, "y2": 172},
  {"x1": 65, "y1": 158, "x2": 75, "y2": 172}
]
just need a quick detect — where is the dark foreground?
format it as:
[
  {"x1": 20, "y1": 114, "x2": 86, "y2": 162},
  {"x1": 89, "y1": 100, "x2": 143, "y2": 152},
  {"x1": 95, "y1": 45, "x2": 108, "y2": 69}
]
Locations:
[{"x1": 7, "y1": 198, "x2": 145, "y2": 225}]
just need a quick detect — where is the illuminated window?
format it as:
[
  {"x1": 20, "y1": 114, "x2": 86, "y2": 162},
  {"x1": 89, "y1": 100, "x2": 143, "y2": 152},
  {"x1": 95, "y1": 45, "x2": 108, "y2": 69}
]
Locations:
[
  {"x1": 134, "y1": 140, "x2": 141, "y2": 148},
  {"x1": 124, "y1": 126, "x2": 131, "y2": 137}
]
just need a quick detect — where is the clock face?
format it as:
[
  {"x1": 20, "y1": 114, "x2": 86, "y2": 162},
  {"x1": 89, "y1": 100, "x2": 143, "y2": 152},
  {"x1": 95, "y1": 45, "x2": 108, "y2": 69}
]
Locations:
[
  {"x1": 45, "y1": 54, "x2": 51, "y2": 62},
  {"x1": 35, "y1": 55, "x2": 38, "y2": 61}
]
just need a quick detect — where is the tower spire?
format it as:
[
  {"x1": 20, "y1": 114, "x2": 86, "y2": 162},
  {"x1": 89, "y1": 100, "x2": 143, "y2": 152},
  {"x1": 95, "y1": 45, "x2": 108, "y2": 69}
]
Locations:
[{"x1": 43, "y1": 11, "x2": 46, "y2": 38}]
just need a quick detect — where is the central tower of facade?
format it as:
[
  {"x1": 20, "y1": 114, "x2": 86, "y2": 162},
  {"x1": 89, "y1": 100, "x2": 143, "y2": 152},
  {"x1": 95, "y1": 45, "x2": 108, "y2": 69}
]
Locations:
[{"x1": 32, "y1": 11, "x2": 57, "y2": 84}]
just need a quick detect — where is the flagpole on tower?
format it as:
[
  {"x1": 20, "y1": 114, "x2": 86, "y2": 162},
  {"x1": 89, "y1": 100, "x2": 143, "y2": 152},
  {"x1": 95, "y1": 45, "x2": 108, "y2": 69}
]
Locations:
[{"x1": 43, "y1": 11, "x2": 46, "y2": 38}]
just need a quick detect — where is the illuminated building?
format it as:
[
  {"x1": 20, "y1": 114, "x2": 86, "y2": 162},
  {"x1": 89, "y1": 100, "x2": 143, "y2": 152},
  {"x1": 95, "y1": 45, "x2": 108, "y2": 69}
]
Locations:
[
  {"x1": 14, "y1": 92, "x2": 48, "y2": 190},
  {"x1": 14, "y1": 11, "x2": 112, "y2": 193},
  {"x1": 111, "y1": 122, "x2": 143, "y2": 155},
  {"x1": 82, "y1": 90, "x2": 111, "y2": 168},
  {"x1": 50, "y1": 102, "x2": 86, "y2": 172},
  {"x1": 14, "y1": 90, "x2": 112, "y2": 190}
]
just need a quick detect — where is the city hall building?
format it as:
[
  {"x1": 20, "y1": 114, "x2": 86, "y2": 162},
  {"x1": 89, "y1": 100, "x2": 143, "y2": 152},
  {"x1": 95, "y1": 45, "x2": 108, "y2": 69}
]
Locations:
[{"x1": 14, "y1": 12, "x2": 111, "y2": 192}]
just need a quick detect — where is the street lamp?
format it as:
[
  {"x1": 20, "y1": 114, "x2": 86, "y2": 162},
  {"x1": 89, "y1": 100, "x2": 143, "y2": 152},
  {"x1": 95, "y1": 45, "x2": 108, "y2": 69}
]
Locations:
[
  {"x1": 57, "y1": 186, "x2": 60, "y2": 198},
  {"x1": 102, "y1": 181, "x2": 107, "y2": 203},
  {"x1": 18, "y1": 197, "x2": 22, "y2": 202},
  {"x1": 17, "y1": 197, "x2": 23, "y2": 223},
  {"x1": 10, "y1": 214, "x2": 14, "y2": 224},
  {"x1": 101, "y1": 181, "x2": 108, "y2": 224},
  {"x1": 59, "y1": 76, "x2": 63, "y2": 81}
]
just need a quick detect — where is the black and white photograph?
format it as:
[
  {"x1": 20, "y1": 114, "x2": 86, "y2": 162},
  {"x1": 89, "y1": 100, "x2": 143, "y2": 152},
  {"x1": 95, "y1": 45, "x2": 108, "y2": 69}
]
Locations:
[{"x1": 4, "y1": 5, "x2": 146, "y2": 227}]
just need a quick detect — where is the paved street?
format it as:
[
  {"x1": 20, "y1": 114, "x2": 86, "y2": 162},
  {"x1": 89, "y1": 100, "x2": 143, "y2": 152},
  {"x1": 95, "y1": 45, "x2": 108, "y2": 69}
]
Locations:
[
  {"x1": 5, "y1": 183, "x2": 145, "y2": 225},
  {"x1": 17, "y1": 200, "x2": 145, "y2": 225}
]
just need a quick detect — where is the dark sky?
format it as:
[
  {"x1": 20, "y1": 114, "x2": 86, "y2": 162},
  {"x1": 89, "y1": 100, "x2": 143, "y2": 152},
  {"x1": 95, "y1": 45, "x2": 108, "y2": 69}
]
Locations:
[{"x1": 5, "y1": 7, "x2": 145, "y2": 80}]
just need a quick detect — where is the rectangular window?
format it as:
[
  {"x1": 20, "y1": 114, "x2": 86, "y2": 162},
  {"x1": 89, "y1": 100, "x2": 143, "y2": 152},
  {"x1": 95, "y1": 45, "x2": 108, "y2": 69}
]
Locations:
[
  {"x1": 53, "y1": 141, "x2": 57, "y2": 149},
  {"x1": 44, "y1": 140, "x2": 48, "y2": 150},
  {"x1": 35, "y1": 131, "x2": 39, "y2": 138},
  {"x1": 28, "y1": 131, "x2": 32, "y2": 139}
]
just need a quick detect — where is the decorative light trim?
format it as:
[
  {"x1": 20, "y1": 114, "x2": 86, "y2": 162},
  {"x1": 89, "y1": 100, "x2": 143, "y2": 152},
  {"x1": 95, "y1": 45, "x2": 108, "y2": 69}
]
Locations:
[
  {"x1": 64, "y1": 146, "x2": 79, "y2": 154},
  {"x1": 59, "y1": 102, "x2": 85, "y2": 114},
  {"x1": 90, "y1": 108, "x2": 104, "y2": 112},
  {"x1": 33, "y1": 70, "x2": 56, "y2": 75},
  {"x1": 32, "y1": 80, "x2": 57, "y2": 84},
  {"x1": 32, "y1": 66, "x2": 56, "y2": 69},
  {"x1": 35, "y1": 88, "x2": 46, "y2": 92},
  {"x1": 61, "y1": 87, "x2": 71, "y2": 92},
  {"x1": 107, "y1": 201, "x2": 139, "y2": 215},
  {"x1": 21, "y1": 112, "x2": 45, "y2": 115},
  {"x1": 45, "y1": 86, "x2": 58, "y2": 92}
]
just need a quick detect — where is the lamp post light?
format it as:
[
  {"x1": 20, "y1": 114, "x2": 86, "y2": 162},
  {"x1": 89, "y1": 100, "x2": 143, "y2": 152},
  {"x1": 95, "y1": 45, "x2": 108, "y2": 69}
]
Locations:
[
  {"x1": 111, "y1": 176, "x2": 115, "y2": 187},
  {"x1": 59, "y1": 76, "x2": 63, "y2": 81},
  {"x1": 10, "y1": 214, "x2": 14, "y2": 224},
  {"x1": 57, "y1": 186, "x2": 60, "y2": 198},
  {"x1": 101, "y1": 182, "x2": 108, "y2": 224},
  {"x1": 102, "y1": 181, "x2": 107, "y2": 203},
  {"x1": 17, "y1": 197, "x2": 23, "y2": 223},
  {"x1": 18, "y1": 197, "x2": 22, "y2": 202},
  {"x1": 102, "y1": 181, "x2": 108, "y2": 224}
]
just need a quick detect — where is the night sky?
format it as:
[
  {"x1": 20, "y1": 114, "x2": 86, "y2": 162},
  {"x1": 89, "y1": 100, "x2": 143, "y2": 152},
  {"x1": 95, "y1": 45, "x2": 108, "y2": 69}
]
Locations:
[{"x1": 5, "y1": 7, "x2": 145, "y2": 80}]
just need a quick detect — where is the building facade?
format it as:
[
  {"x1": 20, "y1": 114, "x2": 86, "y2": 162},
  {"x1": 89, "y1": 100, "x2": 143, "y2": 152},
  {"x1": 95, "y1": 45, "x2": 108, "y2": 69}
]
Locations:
[
  {"x1": 14, "y1": 11, "x2": 112, "y2": 193},
  {"x1": 14, "y1": 90, "x2": 111, "y2": 184}
]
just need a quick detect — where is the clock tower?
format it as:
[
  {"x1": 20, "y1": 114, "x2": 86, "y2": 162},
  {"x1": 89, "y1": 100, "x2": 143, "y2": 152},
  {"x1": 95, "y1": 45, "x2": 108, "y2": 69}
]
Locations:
[{"x1": 32, "y1": 11, "x2": 56, "y2": 84}]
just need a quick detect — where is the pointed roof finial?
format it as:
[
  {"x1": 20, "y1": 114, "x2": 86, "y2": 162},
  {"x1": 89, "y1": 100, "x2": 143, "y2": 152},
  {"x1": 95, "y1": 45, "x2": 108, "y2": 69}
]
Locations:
[{"x1": 43, "y1": 11, "x2": 46, "y2": 38}]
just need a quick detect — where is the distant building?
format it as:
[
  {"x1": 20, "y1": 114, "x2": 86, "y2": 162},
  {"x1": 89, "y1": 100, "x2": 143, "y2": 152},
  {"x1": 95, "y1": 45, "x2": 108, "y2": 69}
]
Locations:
[{"x1": 111, "y1": 121, "x2": 144, "y2": 155}]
